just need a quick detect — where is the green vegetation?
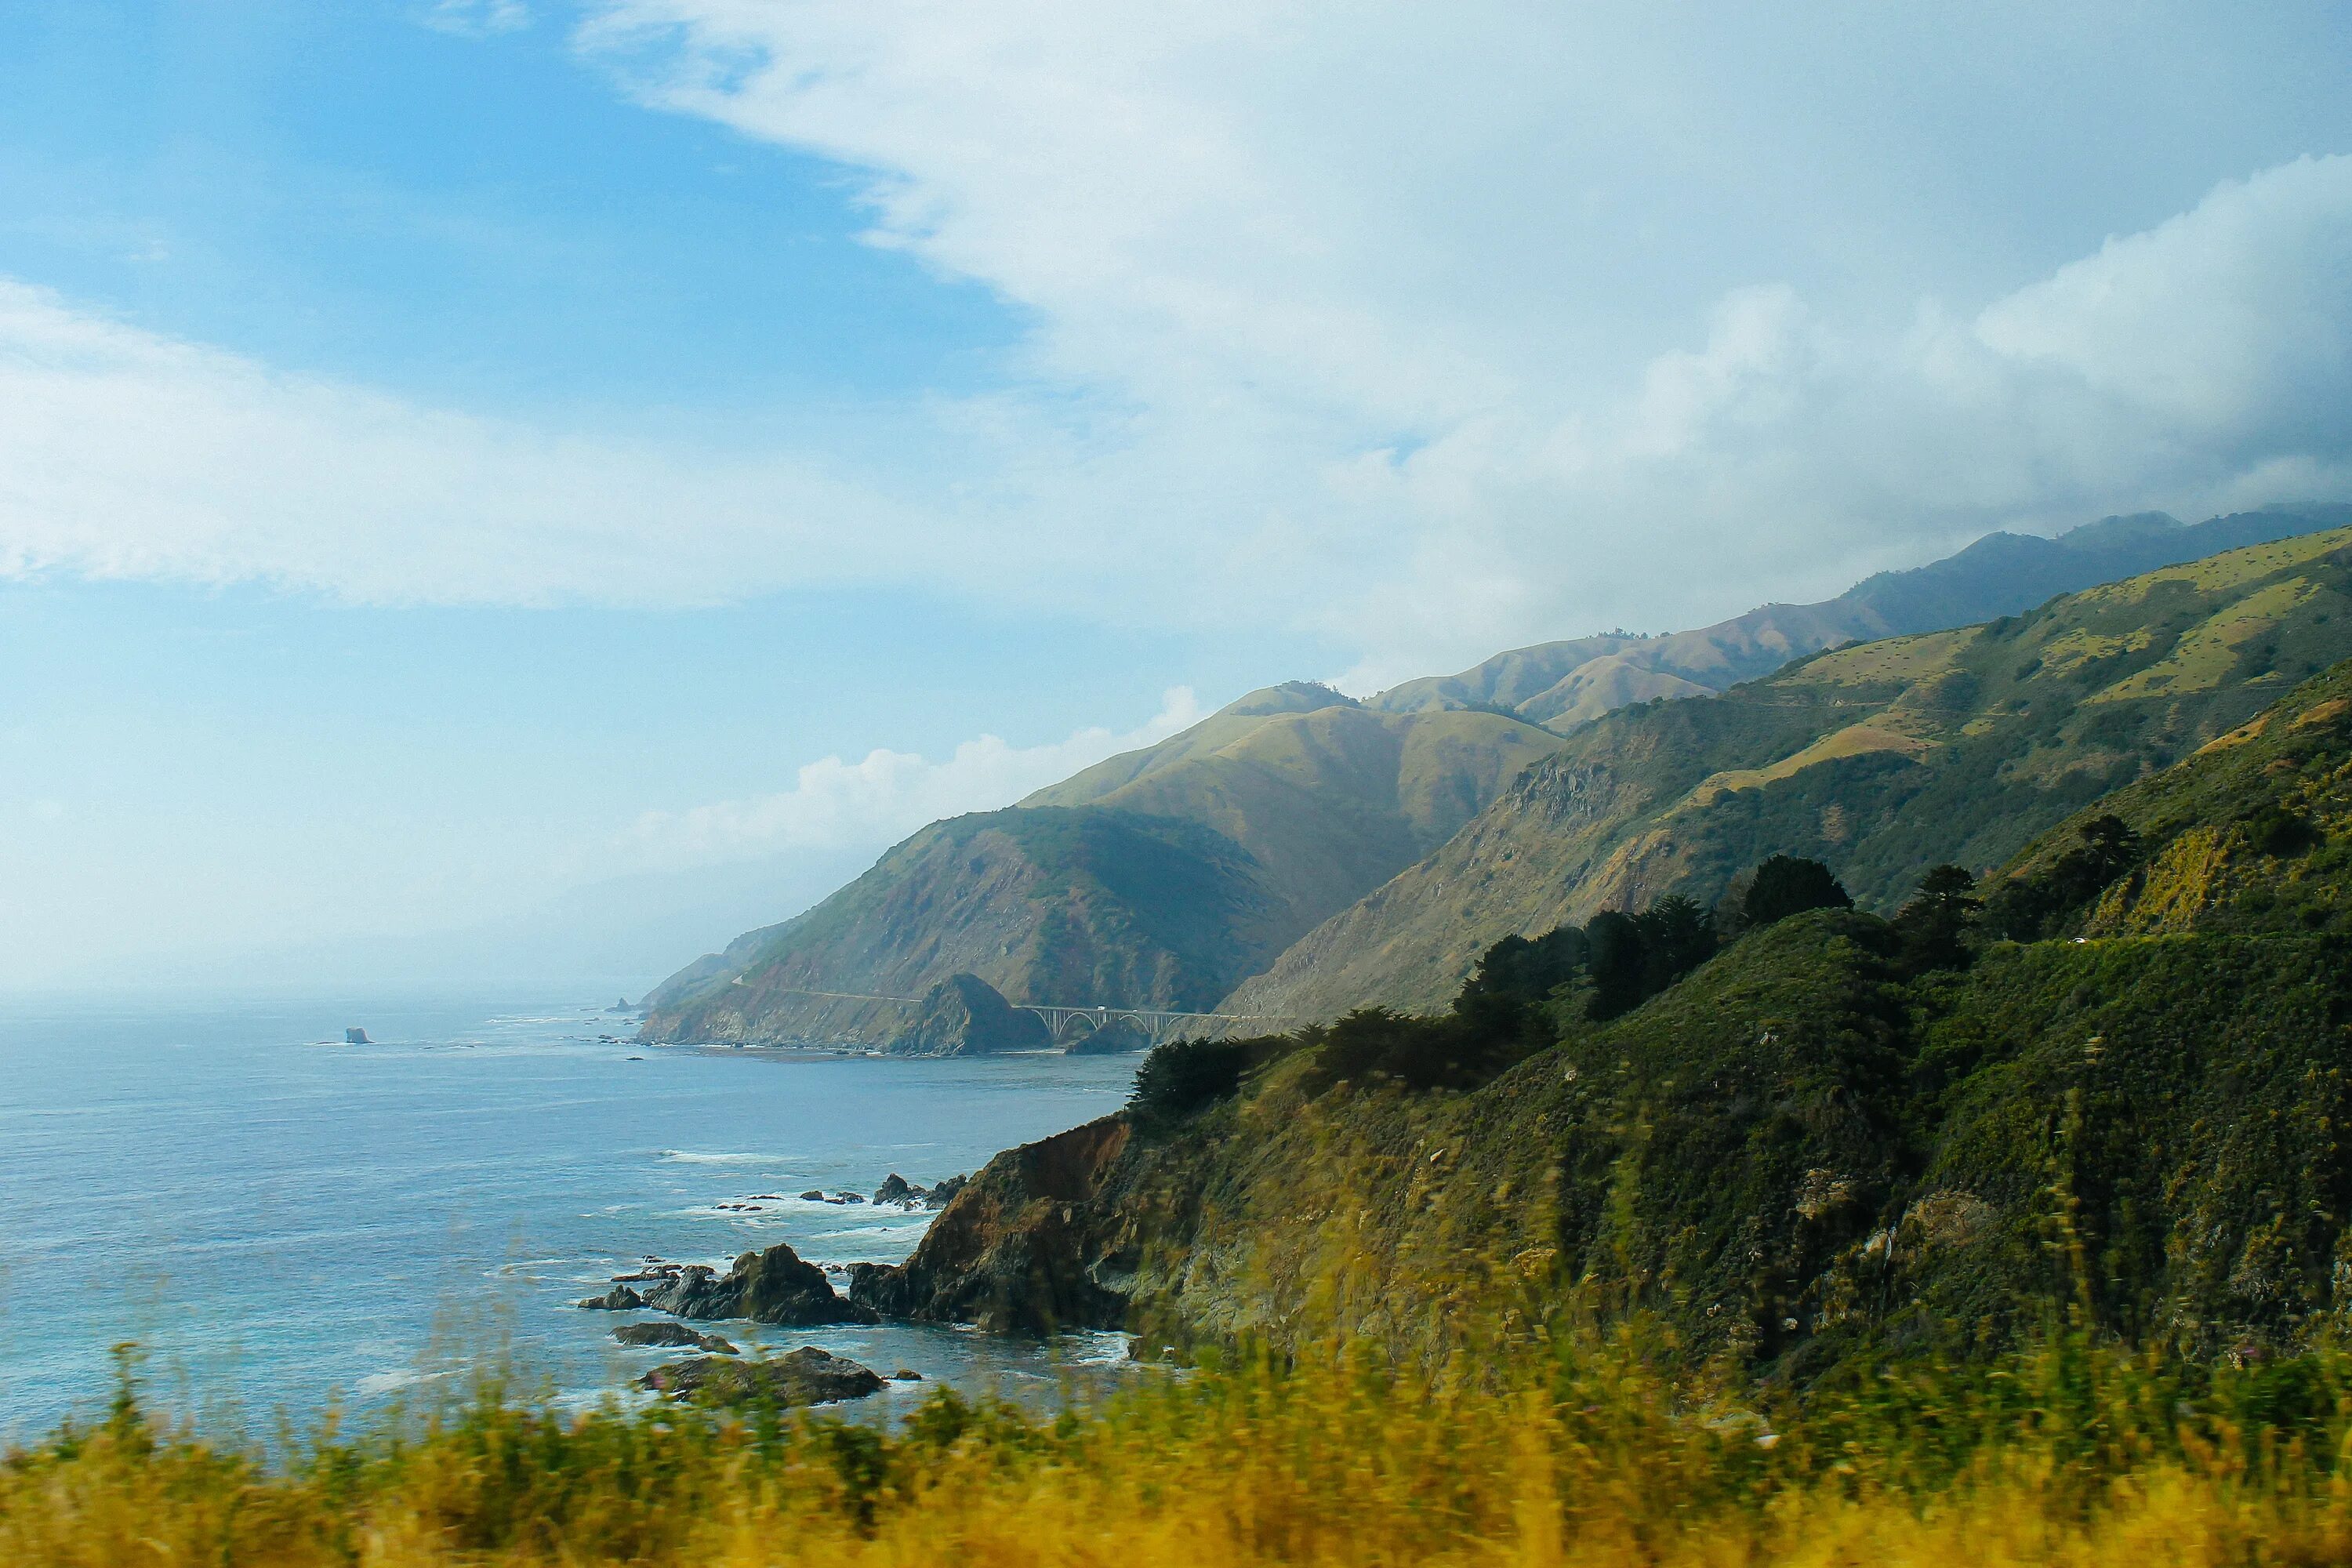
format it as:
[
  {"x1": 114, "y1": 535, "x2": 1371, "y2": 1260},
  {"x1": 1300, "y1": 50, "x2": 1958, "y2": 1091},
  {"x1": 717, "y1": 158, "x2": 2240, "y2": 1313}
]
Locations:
[
  {"x1": 1234, "y1": 524, "x2": 2352, "y2": 1019},
  {"x1": 20, "y1": 1313, "x2": 2352, "y2": 1564},
  {"x1": 892, "y1": 661, "x2": 2352, "y2": 1391}
]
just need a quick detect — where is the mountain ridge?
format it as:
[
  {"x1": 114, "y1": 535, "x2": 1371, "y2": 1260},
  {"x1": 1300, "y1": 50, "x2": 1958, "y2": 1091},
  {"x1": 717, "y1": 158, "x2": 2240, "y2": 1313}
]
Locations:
[
  {"x1": 641, "y1": 504, "x2": 2350, "y2": 1047},
  {"x1": 1228, "y1": 522, "x2": 2352, "y2": 1019}
]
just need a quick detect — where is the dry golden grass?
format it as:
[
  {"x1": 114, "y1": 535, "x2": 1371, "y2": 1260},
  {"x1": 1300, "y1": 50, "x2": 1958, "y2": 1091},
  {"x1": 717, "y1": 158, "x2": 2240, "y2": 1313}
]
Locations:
[{"x1": 10, "y1": 1325, "x2": 2352, "y2": 1567}]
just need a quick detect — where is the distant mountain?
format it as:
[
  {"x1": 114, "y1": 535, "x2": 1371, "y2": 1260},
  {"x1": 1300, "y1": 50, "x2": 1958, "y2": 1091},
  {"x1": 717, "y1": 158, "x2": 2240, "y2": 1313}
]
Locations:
[
  {"x1": 1229, "y1": 524, "x2": 2352, "y2": 1019},
  {"x1": 1369, "y1": 506, "x2": 2351, "y2": 729},
  {"x1": 642, "y1": 505, "x2": 2351, "y2": 1047},
  {"x1": 639, "y1": 691, "x2": 1568, "y2": 1044}
]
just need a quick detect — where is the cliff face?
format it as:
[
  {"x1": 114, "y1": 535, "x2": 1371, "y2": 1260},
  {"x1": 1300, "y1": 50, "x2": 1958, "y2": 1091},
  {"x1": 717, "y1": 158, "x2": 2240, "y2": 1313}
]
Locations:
[
  {"x1": 848, "y1": 1117, "x2": 1141, "y2": 1334},
  {"x1": 862, "y1": 915, "x2": 2352, "y2": 1371},
  {"x1": 1230, "y1": 527, "x2": 2352, "y2": 1021}
]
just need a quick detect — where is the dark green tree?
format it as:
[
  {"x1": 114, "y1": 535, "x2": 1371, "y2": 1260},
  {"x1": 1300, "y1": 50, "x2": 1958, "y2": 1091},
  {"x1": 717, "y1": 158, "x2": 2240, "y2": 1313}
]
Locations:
[
  {"x1": 1584, "y1": 909, "x2": 1650, "y2": 1021},
  {"x1": 1635, "y1": 895, "x2": 1717, "y2": 993},
  {"x1": 1741, "y1": 855, "x2": 1853, "y2": 929},
  {"x1": 1893, "y1": 863, "x2": 1980, "y2": 971}
]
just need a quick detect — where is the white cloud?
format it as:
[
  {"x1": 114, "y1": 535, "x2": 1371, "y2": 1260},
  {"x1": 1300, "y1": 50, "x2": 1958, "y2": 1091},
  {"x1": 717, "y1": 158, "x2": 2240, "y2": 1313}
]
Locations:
[
  {"x1": 615, "y1": 685, "x2": 1203, "y2": 871},
  {"x1": 420, "y1": 0, "x2": 533, "y2": 37},
  {"x1": 1, "y1": 5, "x2": 2347, "y2": 682}
]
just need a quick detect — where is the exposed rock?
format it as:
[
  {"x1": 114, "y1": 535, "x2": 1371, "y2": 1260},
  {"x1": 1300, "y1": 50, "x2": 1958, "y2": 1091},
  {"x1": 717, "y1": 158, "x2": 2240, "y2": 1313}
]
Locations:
[
  {"x1": 1065, "y1": 1015, "x2": 1152, "y2": 1055},
  {"x1": 891, "y1": 973, "x2": 1051, "y2": 1057},
  {"x1": 640, "y1": 1347, "x2": 884, "y2": 1406},
  {"x1": 874, "y1": 1173, "x2": 915, "y2": 1204},
  {"x1": 848, "y1": 1117, "x2": 1133, "y2": 1334},
  {"x1": 614, "y1": 1321, "x2": 738, "y2": 1353},
  {"x1": 577, "y1": 1285, "x2": 645, "y2": 1310},
  {"x1": 924, "y1": 1174, "x2": 967, "y2": 1209},
  {"x1": 799, "y1": 1189, "x2": 825, "y2": 1201},
  {"x1": 891, "y1": 1367, "x2": 921, "y2": 1380},
  {"x1": 639, "y1": 1242, "x2": 878, "y2": 1327}
]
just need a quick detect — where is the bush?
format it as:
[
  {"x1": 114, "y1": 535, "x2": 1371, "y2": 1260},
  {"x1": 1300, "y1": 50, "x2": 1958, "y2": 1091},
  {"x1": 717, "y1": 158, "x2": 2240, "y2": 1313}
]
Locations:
[{"x1": 1128, "y1": 1035, "x2": 1290, "y2": 1124}]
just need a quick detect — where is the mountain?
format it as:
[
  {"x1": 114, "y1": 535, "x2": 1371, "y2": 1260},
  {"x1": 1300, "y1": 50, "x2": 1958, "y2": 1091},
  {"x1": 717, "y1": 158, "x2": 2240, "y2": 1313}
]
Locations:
[
  {"x1": 851, "y1": 656, "x2": 2352, "y2": 1373},
  {"x1": 639, "y1": 691, "x2": 1569, "y2": 1044},
  {"x1": 1230, "y1": 524, "x2": 2352, "y2": 1019},
  {"x1": 1369, "y1": 506, "x2": 2348, "y2": 728},
  {"x1": 642, "y1": 505, "x2": 2348, "y2": 1047}
]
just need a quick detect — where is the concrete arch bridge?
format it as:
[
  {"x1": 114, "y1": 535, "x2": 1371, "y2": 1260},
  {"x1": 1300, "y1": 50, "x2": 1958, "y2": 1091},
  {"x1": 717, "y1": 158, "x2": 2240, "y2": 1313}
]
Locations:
[{"x1": 764, "y1": 987, "x2": 1292, "y2": 1048}]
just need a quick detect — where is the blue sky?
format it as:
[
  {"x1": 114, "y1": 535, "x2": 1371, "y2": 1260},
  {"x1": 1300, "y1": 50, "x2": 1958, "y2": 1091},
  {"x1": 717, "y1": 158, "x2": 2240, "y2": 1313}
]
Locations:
[{"x1": 2, "y1": 0, "x2": 2350, "y2": 987}]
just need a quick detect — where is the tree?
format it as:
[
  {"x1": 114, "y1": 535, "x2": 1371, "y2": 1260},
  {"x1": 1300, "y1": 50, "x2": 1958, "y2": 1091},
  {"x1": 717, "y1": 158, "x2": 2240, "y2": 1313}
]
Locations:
[
  {"x1": 1583, "y1": 909, "x2": 1650, "y2": 1021},
  {"x1": 1635, "y1": 895, "x2": 1717, "y2": 993},
  {"x1": 1584, "y1": 896, "x2": 1720, "y2": 1022},
  {"x1": 1893, "y1": 863, "x2": 1980, "y2": 971},
  {"x1": 1457, "y1": 926, "x2": 1585, "y2": 1009},
  {"x1": 1741, "y1": 855, "x2": 1853, "y2": 930}
]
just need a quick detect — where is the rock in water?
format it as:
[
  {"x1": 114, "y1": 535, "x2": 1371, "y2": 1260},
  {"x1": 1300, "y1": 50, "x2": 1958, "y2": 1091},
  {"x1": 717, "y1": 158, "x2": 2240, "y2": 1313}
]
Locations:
[
  {"x1": 873, "y1": 1173, "x2": 915, "y2": 1204},
  {"x1": 576, "y1": 1285, "x2": 645, "y2": 1310},
  {"x1": 922, "y1": 1174, "x2": 967, "y2": 1208},
  {"x1": 613, "y1": 1321, "x2": 738, "y2": 1353},
  {"x1": 848, "y1": 1120, "x2": 1131, "y2": 1334},
  {"x1": 641, "y1": 1348, "x2": 885, "y2": 1406},
  {"x1": 891, "y1": 974, "x2": 1050, "y2": 1056},
  {"x1": 637, "y1": 1241, "x2": 878, "y2": 1326}
]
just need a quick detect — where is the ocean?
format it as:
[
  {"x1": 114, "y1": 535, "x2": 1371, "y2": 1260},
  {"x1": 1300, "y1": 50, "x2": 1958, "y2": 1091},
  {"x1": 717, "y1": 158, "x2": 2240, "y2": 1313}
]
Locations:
[{"x1": 0, "y1": 989, "x2": 1143, "y2": 1442}]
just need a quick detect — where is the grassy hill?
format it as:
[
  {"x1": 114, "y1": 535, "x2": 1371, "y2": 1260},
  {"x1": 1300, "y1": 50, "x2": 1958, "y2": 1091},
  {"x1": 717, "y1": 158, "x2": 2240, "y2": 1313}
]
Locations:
[
  {"x1": 859, "y1": 655, "x2": 2352, "y2": 1375},
  {"x1": 1232, "y1": 525, "x2": 2352, "y2": 1020},
  {"x1": 640, "y1": 689, "x2": 1566, "y2": 1044},
  {"x1": 1369, "y1": 505, "x2": 2347, "y2": 728}
]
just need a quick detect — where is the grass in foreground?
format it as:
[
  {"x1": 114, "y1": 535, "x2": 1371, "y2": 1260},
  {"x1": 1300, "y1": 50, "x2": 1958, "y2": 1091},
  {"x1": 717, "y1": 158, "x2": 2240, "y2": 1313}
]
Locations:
[{"x1": 11, "y1": 1324, "x2": 2352, "y2": 1567}]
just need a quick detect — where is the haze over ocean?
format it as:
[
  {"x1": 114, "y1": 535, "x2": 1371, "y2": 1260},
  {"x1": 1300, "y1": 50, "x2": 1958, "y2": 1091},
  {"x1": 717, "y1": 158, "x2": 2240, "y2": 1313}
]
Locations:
[{"x1": 0, "y1": 992, "x2": 1138, "y2": 1438}]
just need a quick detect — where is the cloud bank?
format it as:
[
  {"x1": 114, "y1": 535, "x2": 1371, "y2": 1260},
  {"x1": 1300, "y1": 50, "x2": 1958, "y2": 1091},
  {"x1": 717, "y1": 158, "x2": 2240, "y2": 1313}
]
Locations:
[
  {"x1": 1, "y1": 5, "x2": 2347, "y2": 680},
  {"x1": 615, "y1": 686, "x2": 1203, "y2": 872}
]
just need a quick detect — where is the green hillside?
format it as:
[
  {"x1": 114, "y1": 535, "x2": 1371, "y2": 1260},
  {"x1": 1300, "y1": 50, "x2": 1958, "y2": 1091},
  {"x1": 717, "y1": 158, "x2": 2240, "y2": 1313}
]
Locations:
[
  {"x1": 1987, "y1": 659, "x2": 2352, "y2": 941},
  {"x1": 855, "y1": 659, "x2": 2352, "y2": 1373},
  {"x1": 641, "y1": 690, "x2": 1566, "y2": 1044},
  {"x1": 1369, "y1": 505, "x2": 2346, "y2": 729},
  {"x1": 1231, "y1": 525, "x2": 2352, "y2": 1019}
]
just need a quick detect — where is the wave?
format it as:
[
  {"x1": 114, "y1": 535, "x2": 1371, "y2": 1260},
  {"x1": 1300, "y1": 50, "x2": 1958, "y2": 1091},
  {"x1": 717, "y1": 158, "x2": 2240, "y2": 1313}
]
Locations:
[{"x1": 657, "y1": 1149, "x2": 793, "y2": 1167}]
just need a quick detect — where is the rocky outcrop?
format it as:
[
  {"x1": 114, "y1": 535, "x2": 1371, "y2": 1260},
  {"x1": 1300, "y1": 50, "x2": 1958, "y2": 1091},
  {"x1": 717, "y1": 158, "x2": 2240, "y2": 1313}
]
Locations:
[
  {"x1": 641, "y1": 1347, "x2": 884, "y2": 1406},
  {"x1": 848, "y1": 1117, "x2": 1139, "y2": 1334},
  {"x1": 640, "y1": 1241, "x2": 878, "y2": 1327},
  {"x1": 576, "y1": 1285, "x2": 645, "y2": 1310},
  {"x1": 614, "y1": 1321, "x2": 739, "y2": 1353},
  {"x1": 893, "y1": 973, "x2": 1051, "y2": 1056}
]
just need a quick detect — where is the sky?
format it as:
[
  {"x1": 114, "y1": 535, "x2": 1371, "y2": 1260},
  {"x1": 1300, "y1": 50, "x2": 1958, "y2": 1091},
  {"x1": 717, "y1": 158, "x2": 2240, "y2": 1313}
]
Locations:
[{"x1": 2, "y1": 0, "x2": 2349, "y2": 989}]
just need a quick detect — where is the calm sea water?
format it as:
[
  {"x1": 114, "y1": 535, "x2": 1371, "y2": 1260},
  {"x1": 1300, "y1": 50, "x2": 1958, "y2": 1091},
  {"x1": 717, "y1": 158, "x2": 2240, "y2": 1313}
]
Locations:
[{"x1": 0, "y1": 989, "x2": 1143, "y2": 1442}]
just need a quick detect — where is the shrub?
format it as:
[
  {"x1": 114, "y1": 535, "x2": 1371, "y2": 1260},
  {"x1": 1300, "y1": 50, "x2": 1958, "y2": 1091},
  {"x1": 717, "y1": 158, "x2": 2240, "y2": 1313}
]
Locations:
[{"x1": 1130, "y1": 1035, "x2": 1290, "y2": 1124}]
